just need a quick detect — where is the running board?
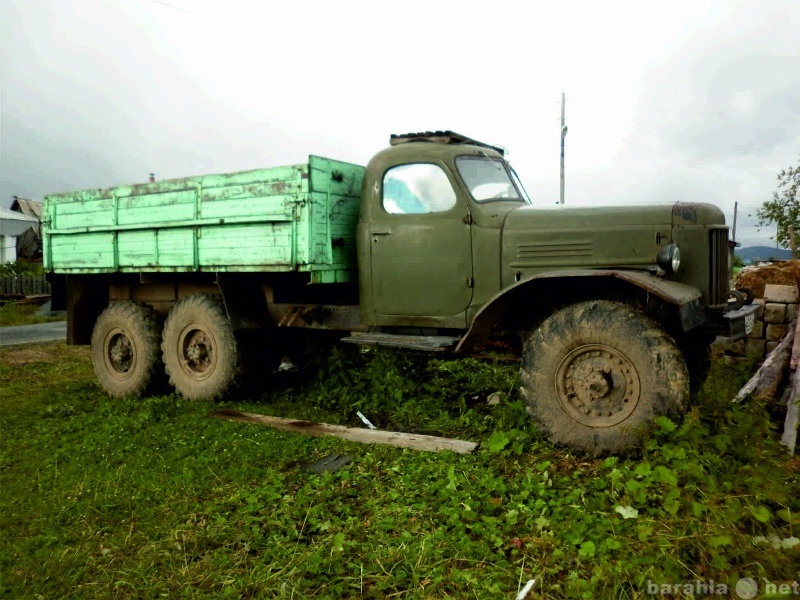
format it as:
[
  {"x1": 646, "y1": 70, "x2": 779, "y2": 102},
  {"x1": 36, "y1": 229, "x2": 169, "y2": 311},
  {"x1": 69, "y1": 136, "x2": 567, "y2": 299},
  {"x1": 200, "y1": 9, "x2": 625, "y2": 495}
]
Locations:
[{"x1": 340, "y1": 333, "x2": 460, "y2": 352}]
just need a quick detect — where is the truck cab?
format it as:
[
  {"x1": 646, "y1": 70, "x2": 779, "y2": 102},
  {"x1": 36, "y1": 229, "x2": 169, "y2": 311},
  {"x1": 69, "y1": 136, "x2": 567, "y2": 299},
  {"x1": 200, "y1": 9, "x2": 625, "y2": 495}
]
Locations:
[{"x1": 358, "y1": 133, "x2": 529, "y2": 329}]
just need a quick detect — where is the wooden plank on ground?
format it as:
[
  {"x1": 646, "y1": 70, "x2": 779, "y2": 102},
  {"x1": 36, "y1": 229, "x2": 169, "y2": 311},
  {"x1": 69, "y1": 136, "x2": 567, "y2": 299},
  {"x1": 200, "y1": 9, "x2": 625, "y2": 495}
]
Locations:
[{"x1": 209, "y1": 409, "x2": 478, "y2": 454}]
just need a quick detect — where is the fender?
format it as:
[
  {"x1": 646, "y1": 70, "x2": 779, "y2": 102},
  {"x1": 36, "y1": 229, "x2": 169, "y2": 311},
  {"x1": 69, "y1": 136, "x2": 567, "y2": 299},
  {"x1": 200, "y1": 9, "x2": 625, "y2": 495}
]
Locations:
[{"x1": 457, "y1": 269, "x2": 705, "y2": 352}]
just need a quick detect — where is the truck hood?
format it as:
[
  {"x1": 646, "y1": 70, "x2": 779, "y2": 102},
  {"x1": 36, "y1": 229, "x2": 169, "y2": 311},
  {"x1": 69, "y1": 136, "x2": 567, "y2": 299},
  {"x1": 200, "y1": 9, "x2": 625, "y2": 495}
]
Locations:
[
  {"x1": 504, "y1": 203, "x2": 676, "y2": 232},
  {"x1": 499, "y1": 202, "x2": 725, "y2": 284},
  {"x1": 503, "y1": 201, "x2": 726, "y2": 232}
]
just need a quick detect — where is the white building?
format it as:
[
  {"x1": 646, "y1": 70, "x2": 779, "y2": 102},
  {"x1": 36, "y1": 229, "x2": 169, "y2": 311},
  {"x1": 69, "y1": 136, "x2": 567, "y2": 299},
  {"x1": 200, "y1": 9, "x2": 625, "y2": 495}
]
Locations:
[{"x1": 0, "y1": 207, "x2": 39, "y2": 264}]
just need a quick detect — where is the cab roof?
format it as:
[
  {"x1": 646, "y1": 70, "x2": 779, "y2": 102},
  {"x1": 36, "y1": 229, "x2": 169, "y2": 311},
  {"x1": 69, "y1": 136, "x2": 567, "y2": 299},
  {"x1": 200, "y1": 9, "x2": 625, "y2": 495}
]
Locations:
[{"x1": 389, "y1": 130, "x2": 506, "y2": 156}]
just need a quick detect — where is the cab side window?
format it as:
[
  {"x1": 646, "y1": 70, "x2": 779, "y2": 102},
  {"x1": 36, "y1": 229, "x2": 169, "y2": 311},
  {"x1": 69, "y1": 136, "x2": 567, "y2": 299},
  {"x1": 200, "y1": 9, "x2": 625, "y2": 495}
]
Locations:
[{"x1": 382, "y1": 163, "x2": 457, "y2": 214}]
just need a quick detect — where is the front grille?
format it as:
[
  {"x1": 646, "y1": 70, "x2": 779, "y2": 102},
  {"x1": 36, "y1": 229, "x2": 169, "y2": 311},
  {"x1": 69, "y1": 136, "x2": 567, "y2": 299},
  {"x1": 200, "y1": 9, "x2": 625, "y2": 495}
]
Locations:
[{"x1": 709, "y1": 228, "x2": 729, "y2": 306}]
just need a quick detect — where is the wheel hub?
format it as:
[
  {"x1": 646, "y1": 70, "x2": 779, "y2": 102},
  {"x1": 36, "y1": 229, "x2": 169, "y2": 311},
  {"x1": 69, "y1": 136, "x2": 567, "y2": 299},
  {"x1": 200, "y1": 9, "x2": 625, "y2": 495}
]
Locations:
[
  {"x1": 556, "y1": 344, "x2": 640, "y2": 427},
  {"x1": 186, "y1": 340, "x2": 208, "y2": 363},
  {"x1": 179, "y1": 328, "x2": 215, "y2": 378},
  {"x1": 107, "y1": 332, "x2": 133, "y2": 373}
]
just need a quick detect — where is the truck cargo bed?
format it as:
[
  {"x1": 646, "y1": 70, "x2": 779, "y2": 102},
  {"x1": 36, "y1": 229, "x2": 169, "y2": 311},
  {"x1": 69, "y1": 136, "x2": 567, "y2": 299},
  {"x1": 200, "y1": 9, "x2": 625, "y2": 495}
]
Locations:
[{"x1": 43, "y1": 156, "x2": 364, "y2": 284}]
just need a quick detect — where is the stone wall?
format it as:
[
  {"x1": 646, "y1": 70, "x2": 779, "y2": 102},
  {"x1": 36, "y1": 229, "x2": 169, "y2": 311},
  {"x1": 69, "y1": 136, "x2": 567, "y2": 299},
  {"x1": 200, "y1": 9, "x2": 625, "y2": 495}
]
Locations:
[
  {"x1": 729, "y1": 261, "x2": 800, "y2": 360},
  {"x1": 743, "y1": 285, "x2": 798, "y2": 358}
]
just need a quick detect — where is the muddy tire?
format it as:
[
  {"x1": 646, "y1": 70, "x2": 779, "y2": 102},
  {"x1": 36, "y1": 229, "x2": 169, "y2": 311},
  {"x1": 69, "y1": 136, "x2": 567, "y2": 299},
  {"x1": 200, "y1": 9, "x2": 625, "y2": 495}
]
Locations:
[
  {"x1": 91, "y1": 301, "x2": 163, "y2": 398},
  {"x1": 677, "y1": 331, "x2": 714, "y2": 390},
  {"x1": 520, "y1": 300, "x2": 689, "y2": 454},
  {"x1": 162, "y1": 293, "x2": 239, "y2": 401}
]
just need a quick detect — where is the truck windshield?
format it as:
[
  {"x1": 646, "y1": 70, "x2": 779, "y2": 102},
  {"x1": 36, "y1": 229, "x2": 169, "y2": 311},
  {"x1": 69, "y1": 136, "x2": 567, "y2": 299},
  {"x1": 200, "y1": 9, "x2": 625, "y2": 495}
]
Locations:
[{"x1": 455, "y1": 155, "x2": 531, "y2": 204}]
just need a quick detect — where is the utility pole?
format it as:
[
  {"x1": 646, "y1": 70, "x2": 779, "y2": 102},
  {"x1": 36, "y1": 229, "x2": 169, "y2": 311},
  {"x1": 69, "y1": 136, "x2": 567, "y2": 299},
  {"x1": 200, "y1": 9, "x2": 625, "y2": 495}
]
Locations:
[
  {"x1": 560, "y1": 92, "x2": 567, "y2": 205},
  {"x1": 730, "y1": 201, "x2": 738, "y2": 280}
]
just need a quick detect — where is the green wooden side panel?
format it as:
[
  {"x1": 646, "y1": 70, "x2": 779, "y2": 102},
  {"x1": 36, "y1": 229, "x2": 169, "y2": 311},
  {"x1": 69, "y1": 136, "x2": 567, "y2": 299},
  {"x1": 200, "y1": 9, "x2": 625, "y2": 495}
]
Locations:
[
  {"x1": 118, "y1": 230, "x2": 157, "y2": 267},
  {"x1": 43, "y1": 156, "x2": 365, "y2": 279},
  {"x1": 49, "y1": 232, "x2": 116, "y2": 270},
  {"x1": 118, "y1": 190, "x2": 196, "y2": 226},
  {"x1": 198, "y1": 224, "x2": 293, "y2": 267}
]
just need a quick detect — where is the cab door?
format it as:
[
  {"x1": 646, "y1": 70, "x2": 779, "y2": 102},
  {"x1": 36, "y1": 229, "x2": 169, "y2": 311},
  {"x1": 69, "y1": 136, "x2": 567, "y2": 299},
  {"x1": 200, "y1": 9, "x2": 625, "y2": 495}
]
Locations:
[{"x1": 368, "y1": 162, "x2": 473, "y2": 322}]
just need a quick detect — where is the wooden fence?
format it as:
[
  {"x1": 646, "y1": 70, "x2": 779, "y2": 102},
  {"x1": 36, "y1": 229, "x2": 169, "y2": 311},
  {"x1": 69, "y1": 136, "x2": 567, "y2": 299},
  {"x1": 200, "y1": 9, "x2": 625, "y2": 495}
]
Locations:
[{"x1": 0, "y1": 274, "x2": 51, "y2": 297}]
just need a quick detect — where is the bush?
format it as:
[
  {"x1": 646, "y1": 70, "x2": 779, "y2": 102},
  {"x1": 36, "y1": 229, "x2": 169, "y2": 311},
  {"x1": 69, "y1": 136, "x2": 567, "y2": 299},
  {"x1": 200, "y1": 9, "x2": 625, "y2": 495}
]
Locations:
[{"x1": 0, "y1": 258, "x2": 44, "y2": 277}]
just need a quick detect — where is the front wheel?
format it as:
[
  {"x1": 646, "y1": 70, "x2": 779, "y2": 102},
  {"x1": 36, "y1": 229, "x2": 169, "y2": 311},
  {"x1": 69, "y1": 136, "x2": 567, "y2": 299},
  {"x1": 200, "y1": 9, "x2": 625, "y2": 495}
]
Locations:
[
  {"x1": 91, "y1": 301, "x2": 163, "y2": 398},
  {"x1": 520, "y1": 300, "x2": 689, "y2": 454},
  {"x1": 162, "y1": 293, "x2": 239, "y2": 401}
]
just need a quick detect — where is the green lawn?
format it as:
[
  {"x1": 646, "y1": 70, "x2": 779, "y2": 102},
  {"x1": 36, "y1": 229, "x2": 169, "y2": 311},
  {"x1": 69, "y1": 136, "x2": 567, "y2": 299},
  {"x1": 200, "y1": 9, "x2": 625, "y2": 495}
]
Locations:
[{"x1": 1, "y1": 343, "x2": 797, "y2": 599}]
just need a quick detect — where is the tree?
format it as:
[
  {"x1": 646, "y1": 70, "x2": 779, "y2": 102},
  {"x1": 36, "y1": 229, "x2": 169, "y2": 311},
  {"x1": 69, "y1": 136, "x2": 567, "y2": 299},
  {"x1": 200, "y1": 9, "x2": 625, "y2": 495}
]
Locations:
[{"x1": 757, "y1": 157, "x2": 800, "y2": 258}]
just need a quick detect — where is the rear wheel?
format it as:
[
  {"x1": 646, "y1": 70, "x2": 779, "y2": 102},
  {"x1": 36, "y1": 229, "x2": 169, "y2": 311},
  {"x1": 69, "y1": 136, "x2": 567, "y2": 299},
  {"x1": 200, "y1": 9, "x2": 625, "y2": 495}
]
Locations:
[
  {"x1": 520, "y1": 300, "x2": 689, "y2": 454},
  {"x1": 91, "y1": 301, "x2": 163, "y2": 397},
  {"x1": 162, "y1": 293, "x2": 239, "y2": 401}
]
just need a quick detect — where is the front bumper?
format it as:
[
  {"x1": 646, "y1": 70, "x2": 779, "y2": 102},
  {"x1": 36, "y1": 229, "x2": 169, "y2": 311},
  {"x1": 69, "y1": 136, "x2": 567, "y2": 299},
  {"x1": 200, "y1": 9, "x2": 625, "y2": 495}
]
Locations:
[{"x1": 702, "y1": 302, "x2": 763, "y2": 340}]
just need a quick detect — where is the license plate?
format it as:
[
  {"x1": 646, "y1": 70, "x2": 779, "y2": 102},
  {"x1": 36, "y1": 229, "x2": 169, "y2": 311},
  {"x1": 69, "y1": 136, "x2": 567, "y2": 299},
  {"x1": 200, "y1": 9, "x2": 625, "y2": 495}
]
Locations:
[{"x1": 744, "y1": 312, "x2": 755, "y2": 334}]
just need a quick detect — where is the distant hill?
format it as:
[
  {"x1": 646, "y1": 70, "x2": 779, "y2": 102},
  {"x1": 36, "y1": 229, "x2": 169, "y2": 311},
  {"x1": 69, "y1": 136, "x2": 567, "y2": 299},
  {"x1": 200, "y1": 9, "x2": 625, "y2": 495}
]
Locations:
[{"x1": 735, "y1": 245, "x2": 792, "y2": 264}]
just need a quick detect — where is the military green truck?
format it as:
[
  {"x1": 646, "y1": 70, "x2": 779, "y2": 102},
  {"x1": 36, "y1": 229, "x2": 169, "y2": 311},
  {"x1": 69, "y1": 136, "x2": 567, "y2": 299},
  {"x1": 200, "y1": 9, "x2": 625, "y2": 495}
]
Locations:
[{"x1": 42, "y1": 131, "x2": 759, "y2": 453}]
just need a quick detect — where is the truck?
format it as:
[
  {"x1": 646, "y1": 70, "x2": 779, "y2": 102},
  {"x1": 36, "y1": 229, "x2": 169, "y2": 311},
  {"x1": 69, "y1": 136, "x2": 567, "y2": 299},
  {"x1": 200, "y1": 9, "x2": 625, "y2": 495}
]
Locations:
[{"x1": 42, "y1": 131, "x2": 759, "y2": 454}]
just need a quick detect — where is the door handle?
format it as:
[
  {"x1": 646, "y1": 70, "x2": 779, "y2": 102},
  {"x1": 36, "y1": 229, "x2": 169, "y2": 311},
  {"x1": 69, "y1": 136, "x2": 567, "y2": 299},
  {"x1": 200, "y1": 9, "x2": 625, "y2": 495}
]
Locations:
[{"x1": 371, "y1": 230, "x2": 391, "y2": 235}]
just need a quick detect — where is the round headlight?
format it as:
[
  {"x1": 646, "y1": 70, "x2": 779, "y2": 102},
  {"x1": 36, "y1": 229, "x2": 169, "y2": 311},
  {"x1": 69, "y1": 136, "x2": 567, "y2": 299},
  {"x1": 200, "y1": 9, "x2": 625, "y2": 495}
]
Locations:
[{"x1": 657, "y1": 243, "x2": 681, "y2": 273}]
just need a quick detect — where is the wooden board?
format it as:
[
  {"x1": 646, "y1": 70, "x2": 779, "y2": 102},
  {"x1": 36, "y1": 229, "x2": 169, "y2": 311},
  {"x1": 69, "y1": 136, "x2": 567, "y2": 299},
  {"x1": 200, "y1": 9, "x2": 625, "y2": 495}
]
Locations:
[
  {"x1": 733, "y1": 325, "x2": 795, "y2": 403},
  {"x1": 341, "y1": 332, "x2": 460, "y2": 351},
  {"x1": 791, "y1": 317, "x2": 800, "y2": 370},
  {"x1": 209, "y1": 409, "x2": 478, "y2": 454},
  {"x1": 784, "y1": 317, "x2": 800, "y2": 454},
  {"x1": 780, "y1": 374, "x2": 799, "y2": 456}
]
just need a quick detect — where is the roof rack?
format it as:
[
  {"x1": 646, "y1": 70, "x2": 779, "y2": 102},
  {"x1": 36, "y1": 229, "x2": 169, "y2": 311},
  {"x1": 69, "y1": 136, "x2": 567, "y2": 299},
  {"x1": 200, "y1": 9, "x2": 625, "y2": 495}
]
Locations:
[{"x1": 389, "y1": 130, "x2": 505, "y2": 156}]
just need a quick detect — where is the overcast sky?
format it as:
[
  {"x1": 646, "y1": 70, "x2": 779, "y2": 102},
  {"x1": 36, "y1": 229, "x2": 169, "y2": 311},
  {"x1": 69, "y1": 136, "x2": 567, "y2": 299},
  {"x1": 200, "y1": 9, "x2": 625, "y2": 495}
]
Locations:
[{"x1": 2, "y1": 0, "x2": 798, "y2": 247}]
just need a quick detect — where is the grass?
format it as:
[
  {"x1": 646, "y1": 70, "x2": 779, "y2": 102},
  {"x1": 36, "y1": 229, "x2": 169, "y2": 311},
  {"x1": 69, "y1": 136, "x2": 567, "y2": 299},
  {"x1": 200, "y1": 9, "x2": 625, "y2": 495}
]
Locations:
[
  {"x1": 0, "y1": 301, "x2": 65, "y2": 326},
  {"x1": 1, "y1": 342, "x2": 798, "y2": 599},
  {"x1": 0, "y1": 259, "x2": 63, "y2": 326}
]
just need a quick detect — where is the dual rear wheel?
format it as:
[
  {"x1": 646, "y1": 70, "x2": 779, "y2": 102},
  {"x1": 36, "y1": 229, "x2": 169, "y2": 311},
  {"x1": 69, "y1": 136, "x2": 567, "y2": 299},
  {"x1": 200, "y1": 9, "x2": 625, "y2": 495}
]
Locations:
[{"x1": 91, "y1": 293, "x2": 239, "y2": 401}]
